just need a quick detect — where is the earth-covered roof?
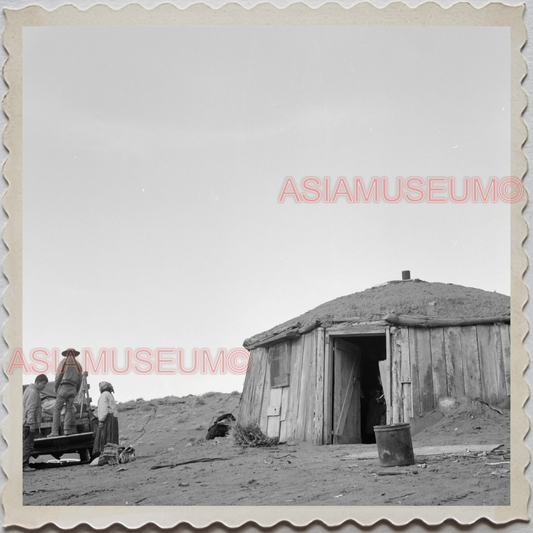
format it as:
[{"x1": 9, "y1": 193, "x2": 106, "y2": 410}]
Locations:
[{"x1": 244, "y1": 279, "x2": 510, "y2": 347}]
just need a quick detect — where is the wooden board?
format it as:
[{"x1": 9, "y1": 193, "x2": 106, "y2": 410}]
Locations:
[
  {"x1": 252, "y1": 348, "x2": 268, "y2": 424},
  {"x1": 477, "y1": 325, "x2": 506, "y2": 404},
  {"x1": 305, "y1": 331, "x2": 317, "y2": 443},
  {"x1": 333, "y1": 338, "x2": 361, "y2": 444},
  {"x1": 397, "y1": 327, "x2": 410, "y2": 382},
  {"x1": 391, "y1": 335, "x2": 402, "y2": 424},
  {"x1": 314, "y1": 328, "x2": 325, "y2": 445},
  {"x1": 286, "y1": 336, "x2": 304, "y2": 441},
  {"x1": 500, "y1": 323, "x2": 511, "y2": 395},
  {"x1": 402, "y1": 382, "x2": 411, "y2": 423},
  {"x1": 32, "y1": 431, "x2": 95, "y2": 458},
  {"x1": 278, "y1": 386, "x2": 290, "y2": 442},
  {"x1": 259, "y1": 347, "x2": 272, "y2": 431},
  {"x1": 493, "y1": 324, "x2": 508, "y2": 402},
  {"x1": 280, "y1": 386, "x2": 290, "y2": 422},
  {"x1": 430, "y1": 328, "x2": 447, "y2": 405},
  {"x1": 344, "y1": 443, "x2": 503, "y2": 460},
  {"x1": 240, "y1": 347, "x2": 268, "y2": 423},
  {"x1": 324, "y1": 333, "x2": 333, "y2": 443},
  {"x1": 408, "y1": 329, "x2": 421, "y2": 417},
  {"x1": 334, "y1": 358, "x2": 357, "y2": 436},
  {"x1": 408, "y1": 329, "x2": 420, "y2": 417},
  {"x1": 379, "y1": 349, "x2": 391, "y2": 426},
  {"x1": 239, "y1": 348, "x2": 263, "y2": 422},
  {"x1": 444, "y1": 327, "x2": 466, "y2": 398},
  {"x1": 237, "y1": 351, "x2": 255, "y2": 421},
  {"x1": 266, "y1": 387, "x2": 282, "y2": 438},
  {"x1": 415, "y1": 329, "x2": 434, "y2": 413},
  {"x1": 296, "y1": 331, "x2": 315, "y2": 441},
  {"x1": 396, "y1": 327, "x2": 411, "y2": 420},
  {"x1": 460, "y1": 326, "x2": 482, "y2": 399}
]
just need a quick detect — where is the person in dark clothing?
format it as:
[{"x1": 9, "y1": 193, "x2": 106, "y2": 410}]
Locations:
[
  {"x1": 23, "y1": 374, "x2": 48, "y2": 472},
  {"x1": 49, "y1": 348, "x2": 83, "y2": 437}
]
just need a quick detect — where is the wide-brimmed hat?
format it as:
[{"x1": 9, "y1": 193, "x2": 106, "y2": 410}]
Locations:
[{"x1": 61, "y1": 348, "x2": 80, "y2": 357}]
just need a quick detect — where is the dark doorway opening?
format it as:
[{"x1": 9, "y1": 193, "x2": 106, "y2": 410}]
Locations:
[{"x1": 332, "y1": 335, "x2": 387, "y2": 444}]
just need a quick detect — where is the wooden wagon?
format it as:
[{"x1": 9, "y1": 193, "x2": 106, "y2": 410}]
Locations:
[{"x1": 30, "y1": 374, "x2": 98, "y2": 463}]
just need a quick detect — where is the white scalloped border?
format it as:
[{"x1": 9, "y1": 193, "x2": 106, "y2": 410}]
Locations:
[{"x1": 1, "y1": 2, "x2": 529, "y2": 529}]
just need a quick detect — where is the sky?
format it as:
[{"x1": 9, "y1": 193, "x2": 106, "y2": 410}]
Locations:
[{"x1": 22, "y1": 26, "x2": 511, "y2": 402}]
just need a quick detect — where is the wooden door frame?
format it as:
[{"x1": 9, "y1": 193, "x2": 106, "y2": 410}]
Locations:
[{"x1": 324, "y1": 328, "x2": 389, "y2": 445}]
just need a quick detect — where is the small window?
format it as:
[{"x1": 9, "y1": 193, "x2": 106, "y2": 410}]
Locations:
[{"x1": 269, "y1": 342, "x2": 291, "y2": 388}]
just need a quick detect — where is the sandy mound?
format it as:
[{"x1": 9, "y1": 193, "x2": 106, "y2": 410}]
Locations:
[
  {"x1": 413, "y1": 397, "x2": 510, "y2": 447},
  {"x1": 116, "y1": 391, "x2": 241, "y2": 456}
]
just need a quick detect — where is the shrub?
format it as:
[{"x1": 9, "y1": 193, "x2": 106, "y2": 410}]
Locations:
[{"x1": 230, "y1": 420, "x2": 279, "y2": 447}]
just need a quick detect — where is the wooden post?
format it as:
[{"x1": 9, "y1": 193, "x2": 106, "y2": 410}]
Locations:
[
  {"x1": 314, "y1": 327, "x2": 325, "y2": 445},
  {"x1": 379, "y1": 327, "x2": 392, "y2": 424},
  {"x1": 323, "y1": 333, "x2": 332, "y2": 444},
  {"x1": 76, "y1": 373, "x2": 89, "y2": 420}
]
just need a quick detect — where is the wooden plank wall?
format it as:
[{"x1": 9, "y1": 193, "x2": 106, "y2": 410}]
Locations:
[
  {"x1": 269, "y1": 331, "x2": 319, "y2": 443},
  {"x1": 391, "y1": 324, "x2": 510, "y2": 422},
  {"x1": 239, "y1": 321, "x2": 511, "y2": 443}
]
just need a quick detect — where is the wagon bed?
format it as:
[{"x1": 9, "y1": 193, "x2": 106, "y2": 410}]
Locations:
[{"x1": 33, "y1": 429, "x2": 95, "y2": 463}]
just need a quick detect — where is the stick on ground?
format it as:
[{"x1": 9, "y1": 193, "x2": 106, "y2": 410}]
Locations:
[{"x1": 151, "y1": 457, "x2": 234, "y2": 470}]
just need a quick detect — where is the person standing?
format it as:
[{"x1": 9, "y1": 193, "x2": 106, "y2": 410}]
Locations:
[
  {"x1": 23, "y1": 374, "x2": 49, "y2": 472},
  {"x1": 49, "y1": 348, "x2": 83, "y2": 437},
  {"x1": 92, "y1": 381, "x2": 119, "y2": 457}
]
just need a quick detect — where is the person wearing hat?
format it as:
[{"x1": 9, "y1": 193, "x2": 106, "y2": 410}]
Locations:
[
  {"x1": 23, "y1": 374, "x2": 49, "y2": 472},
  {"x1": 92, "y1": 381, "x2": 119, "y2": 457},
  {"x1": 49, "y1": 349, "x2": 84, "y2": 437}
]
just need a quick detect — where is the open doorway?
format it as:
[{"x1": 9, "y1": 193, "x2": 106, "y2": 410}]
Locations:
[{"x1": 331, "y1": 334, "x2": 387, "y2": 444}]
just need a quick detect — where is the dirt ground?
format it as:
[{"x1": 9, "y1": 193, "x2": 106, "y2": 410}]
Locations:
[{"x1": 23, "y1": 392, "x2": 510, "y2": 506}]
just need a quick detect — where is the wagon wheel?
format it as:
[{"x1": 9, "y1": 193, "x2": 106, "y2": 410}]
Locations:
[{"x1": 79, "y1": 448, "x2": 91, "y2": 463}]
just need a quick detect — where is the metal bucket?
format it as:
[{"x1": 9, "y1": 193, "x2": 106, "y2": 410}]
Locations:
[{"x1": 374, "y1": 423, "x2": 415, "y2": 467}]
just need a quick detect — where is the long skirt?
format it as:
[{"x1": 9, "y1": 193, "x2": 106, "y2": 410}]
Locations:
[{"x1": 93, "y1": 415, "x2": 119, "y2": 456}]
